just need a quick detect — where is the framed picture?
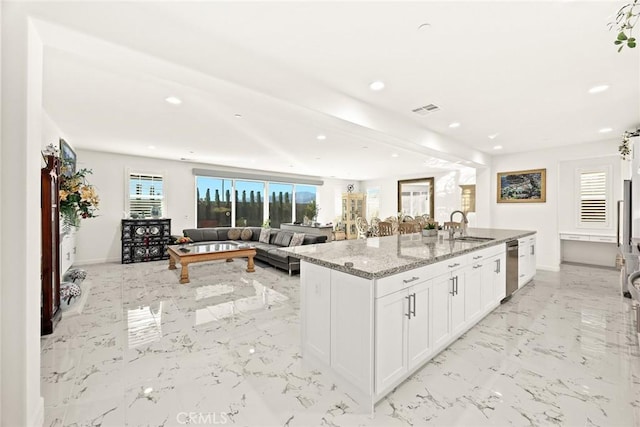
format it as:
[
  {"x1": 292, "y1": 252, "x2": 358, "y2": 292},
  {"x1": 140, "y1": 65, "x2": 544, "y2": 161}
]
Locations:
[
  {"x1": 59, "y1": 138, "x2": 76, "y2": 177},
  {"x1": 497, "y1": 168, "x2": 546, "y2": 203}
]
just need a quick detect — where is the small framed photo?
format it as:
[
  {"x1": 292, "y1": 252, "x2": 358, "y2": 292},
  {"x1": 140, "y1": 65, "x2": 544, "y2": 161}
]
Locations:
[
  {"x1": 497, "y1": 168, "x2": 546, "y2": 203},
  {"x1": 59, "y1": 138, "x2": 76, "y2": 177}
]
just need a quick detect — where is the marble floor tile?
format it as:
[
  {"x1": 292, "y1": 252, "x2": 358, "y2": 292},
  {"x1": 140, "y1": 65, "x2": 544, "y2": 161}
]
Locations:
[{"x1": 42, "y1": 261, "x2": 640, "y2": 426}]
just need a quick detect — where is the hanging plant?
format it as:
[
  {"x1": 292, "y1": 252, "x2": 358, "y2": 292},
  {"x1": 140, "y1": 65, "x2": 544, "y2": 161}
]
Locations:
[{"x1": 610, "y1": 0, "x2": 639, "y2": 51}]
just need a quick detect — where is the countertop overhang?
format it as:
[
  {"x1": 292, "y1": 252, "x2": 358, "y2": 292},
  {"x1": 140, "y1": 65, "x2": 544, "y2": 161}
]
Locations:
[{"x1": 276, "y1": 228, "x2": 535, "y2": 279}]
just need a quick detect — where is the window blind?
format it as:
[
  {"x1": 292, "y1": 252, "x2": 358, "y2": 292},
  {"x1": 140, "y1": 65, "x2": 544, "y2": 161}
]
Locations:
[
  {"x1": 129, "y1": 173, "x2": 164, "y2": 216},
  {"x1": 579, "y1": 171, "x2": 607, "y2": 224}
]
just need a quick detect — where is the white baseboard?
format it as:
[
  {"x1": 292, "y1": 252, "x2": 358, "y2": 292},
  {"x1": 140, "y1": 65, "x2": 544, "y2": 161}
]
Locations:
[
  {"x1": 536, "y1": 264, "x2": 560, "y2": 272},
  {"x1": 31, "y1": 396, "x2": 44, "y2": 427},
  {"x1": 73, "y1": 257, "x2": 120, "y2": 266}
]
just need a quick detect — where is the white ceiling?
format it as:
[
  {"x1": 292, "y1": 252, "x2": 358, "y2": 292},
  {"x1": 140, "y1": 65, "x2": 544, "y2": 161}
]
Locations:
[{"x1": 32, "y1": 1, "x2": 639, "y2": 180}]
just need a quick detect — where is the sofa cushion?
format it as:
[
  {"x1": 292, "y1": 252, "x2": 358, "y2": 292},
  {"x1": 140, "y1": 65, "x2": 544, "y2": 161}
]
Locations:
[
  {"x1": 228, "y1": 228, "x2": 241, "y2": 240},
  {"x1": 184, "y1": 228, "x2": 219, "y2": 242},
  {"x1": 240, "y1": 228, "x2": 253, "y2": 241},
  {"x1": 273, "y1": 231, "x2": 294, "y2": 247},
  {"x1": 248, "y1": 227, "x2": 262, "y2": 241},
  {"x1": 216, "y1": 228, "x2": 230, "y2": 241},
  {"x1": 289, "y1": 232, "x2": 305, "y2": 247},
  {"x1": 259, "y1": 228, "x2": 271, "y2": 244},
  {"x1": 268, "y1": 249, "x2": 289, "y2": 263}
]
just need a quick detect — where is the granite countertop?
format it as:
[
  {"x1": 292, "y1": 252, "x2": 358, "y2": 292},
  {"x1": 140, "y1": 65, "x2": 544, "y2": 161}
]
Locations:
[{"x1": 276, "y1": 228, "x2": 535, "y2": 279}]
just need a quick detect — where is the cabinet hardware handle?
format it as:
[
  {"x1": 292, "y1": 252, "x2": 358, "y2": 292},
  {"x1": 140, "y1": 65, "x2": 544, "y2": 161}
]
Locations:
[
  {"x1": 520, "y1": 274, "x2": 525, "y2": 278},
  {"x1": 495, "y1": 259, "x2": 500, "y2": 273},
  {"x1": 447, "y1": 263, "x2": 460, "y2": 268},
  {"x1": 454, "y1": 276, "x2": 459, "y2": 295},
  {"x1": 66, "y1": 253, "x2": 70, "y2": 260},
  {"x1": 405, "y1": 295, "x2": 412, "y2": 319},
  {"x1": 411, "y1": 293, "x2": 416, "y2": 317},
  {"x1": 531, "y1": 246, "x2": 535, "y2": 255},
  {"x1": 403, "y1": 276, "x2": 420, "y2": 284},
  {"x1": 449, "y1": 277, "x2": 455, "y2": 296},
  {"x1": 473, "y1": 255, "x2": 483, "y2": 260},
  {"x1": 520, "y1": 255, "x2": 525, "y2": 258}
]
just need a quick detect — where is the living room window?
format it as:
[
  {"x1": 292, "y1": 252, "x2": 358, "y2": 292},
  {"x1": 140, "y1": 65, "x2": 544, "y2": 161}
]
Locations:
[
  {"x1": 269, "y1": 182, "x2": 293, "y2": 228},
  {"x1": 128, "y1": 172, "x2": 164, "y2": 217},
  {"x1": 196, "y1": 177, "x2": 232, "y2": 227},
  {"x1": 235, "y1": 180, "x2": 265, "y2": 227}
]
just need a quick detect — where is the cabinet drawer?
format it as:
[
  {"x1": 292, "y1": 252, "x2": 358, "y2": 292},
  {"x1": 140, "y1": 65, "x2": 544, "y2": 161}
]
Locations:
[
  {"x1": 469, "y1": 244, "x2": 504, "y2": 261},
  {"x1": 375, "y1": 266, "x2": 430, "y2": 298},
  {"x1": 589, "y1": 235, "x2": 616, "y2": 243},
  {"x1": 560, "y1": 234, "x2": 589, "y2": 241}
]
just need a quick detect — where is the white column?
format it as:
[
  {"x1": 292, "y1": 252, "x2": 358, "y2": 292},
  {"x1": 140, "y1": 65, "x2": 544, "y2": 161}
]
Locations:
[{"x1": 1, "y1": 5, "x2": 45, "y2": 426}]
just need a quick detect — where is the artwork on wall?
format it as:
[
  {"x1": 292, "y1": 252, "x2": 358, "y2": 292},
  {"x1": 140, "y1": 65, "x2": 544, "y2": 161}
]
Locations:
[
  {"x1": 497, "y1": 168, "x2": 546, "y2": 203},
  {"x1": 59, "y1": 138, "x2": 76, "y2": 177}
]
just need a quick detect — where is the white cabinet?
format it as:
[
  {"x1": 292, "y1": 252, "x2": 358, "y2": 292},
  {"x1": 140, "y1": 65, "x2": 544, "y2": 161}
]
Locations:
[
  {"x1": 431, "y1": 257, "x2": 468, "y2": 349},
  {"x1": 518, "y1": 235, "x2": 536, "y2": 287},
  {"x1": 375, "y1": 279, "x2": 432, "y2": 393},
  {"x1": 301, "y1": 262, "x2": 331, "y2": 365},
  {"x1": 60, "y1": 230, "x2": 76, "y2": 277},
  {"x1": 477, "y1": 252, "x2": 507, "y2": 311}
]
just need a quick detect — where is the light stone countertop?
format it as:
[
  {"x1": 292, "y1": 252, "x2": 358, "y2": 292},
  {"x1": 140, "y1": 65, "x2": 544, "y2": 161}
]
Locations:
[{"x1": 276, "y1": 227, "x2": 535, "y2": 279}]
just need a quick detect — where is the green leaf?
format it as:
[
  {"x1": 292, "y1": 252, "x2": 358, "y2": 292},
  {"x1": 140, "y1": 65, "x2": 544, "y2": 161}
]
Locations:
[
  {"x1": 615, "y1": 40, "x2": 623, "y2": 45},
  {"x1": 629, "y1": 41, "x2": 637, "y2": 48},
  {"x1": 618, "y1": 32, "x2": 628, "y2": 40},
  {"x1": 618, "y1": 45, "x2": 625, "y2": 52}
]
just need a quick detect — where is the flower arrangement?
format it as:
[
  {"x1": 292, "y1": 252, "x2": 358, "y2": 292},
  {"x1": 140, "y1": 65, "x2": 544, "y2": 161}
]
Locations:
[
  {"x1": 175, "y1": 236, "x2": 193, "y2": 244},
  {"x1": 59, "y1": 168, "x2": 99, "y2": 228}
]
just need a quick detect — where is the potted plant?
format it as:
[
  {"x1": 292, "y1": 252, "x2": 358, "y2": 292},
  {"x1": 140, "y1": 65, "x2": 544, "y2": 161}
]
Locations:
[{"x1": 422, "y1": 222, "x2": 438, "y2": 237}]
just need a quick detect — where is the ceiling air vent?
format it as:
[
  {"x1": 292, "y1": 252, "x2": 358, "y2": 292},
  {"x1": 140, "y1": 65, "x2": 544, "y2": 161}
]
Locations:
[{"x1": 412, "y1": 104, "x2": 440, "y2": 116}]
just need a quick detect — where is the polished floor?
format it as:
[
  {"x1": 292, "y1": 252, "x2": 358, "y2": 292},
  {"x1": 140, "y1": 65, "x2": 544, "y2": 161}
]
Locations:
[{"x1": 41, "y1": 260, "x2": 640, "y2": 426}]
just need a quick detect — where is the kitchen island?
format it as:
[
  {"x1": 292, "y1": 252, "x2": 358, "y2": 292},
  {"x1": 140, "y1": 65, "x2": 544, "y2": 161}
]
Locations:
[{"x1": 277, "y1": 228, "x2": 536, "y2": 412}]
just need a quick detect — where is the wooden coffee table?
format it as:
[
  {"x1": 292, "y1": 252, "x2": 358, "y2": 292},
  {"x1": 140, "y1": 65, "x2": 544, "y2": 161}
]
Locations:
[{"x1": 167, "y1": 241, "x2": 256, "y2": 284}]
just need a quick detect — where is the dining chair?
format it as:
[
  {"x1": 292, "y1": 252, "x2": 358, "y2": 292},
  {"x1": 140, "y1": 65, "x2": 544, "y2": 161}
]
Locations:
[
  {"x1": 356, "y1": 216, "x2": 369, "y2": 239},
  {"x1": 370, "y1": 217, "x2": 381, "y2": 237},
  {"x1": 378, "y1": 221, "x2": 393, "y2": 237},
  {"x1": 398, "y1": 222, "x2": 416, "y2": 234}
]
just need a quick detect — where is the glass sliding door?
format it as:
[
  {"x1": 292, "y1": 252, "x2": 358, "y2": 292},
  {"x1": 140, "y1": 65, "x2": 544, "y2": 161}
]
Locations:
[
  {"x1": 295, "y1": 184, "x2": 317, "y2": 223},
  {"x1": 196, "y1": 177, "x2": 232, "y2": 227},
  {"x1": 235, "y1": 180, "x2": 264, "y2": 226},
  {"x1": 268, "y1": 183, "x2": 293, "y2": 228}
]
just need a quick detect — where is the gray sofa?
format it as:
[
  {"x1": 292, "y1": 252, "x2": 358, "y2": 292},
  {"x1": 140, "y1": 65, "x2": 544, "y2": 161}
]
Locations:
[{"x1": 180, "y1": 226, "x2": 327, "y2": 275}]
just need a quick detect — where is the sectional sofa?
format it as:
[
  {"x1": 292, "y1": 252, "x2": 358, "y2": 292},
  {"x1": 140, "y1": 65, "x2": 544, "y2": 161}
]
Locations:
[{"x1": 179, "y1": 226, "x2": 327, "y2": 275}]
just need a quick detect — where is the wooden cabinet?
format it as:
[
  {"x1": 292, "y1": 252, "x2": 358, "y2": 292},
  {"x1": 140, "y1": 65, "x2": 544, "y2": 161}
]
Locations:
[
  {"x1": 121, "y1": 219, "x2": 171, "y2": 263},
  {"x1": 41, "y1": 155, "x2": 62, "y2": 335},
  {"x1": 341, "y1": 193, "x2": 366, "y2": 239}
]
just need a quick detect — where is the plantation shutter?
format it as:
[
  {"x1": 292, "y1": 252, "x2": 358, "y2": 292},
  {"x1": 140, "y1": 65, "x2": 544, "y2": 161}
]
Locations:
[
  {"x1": 579, "y1": 171, "x2": 607, "y2": 224},
  {"x1": 129, "y1": 173, "x2": 164, "y2": 217}
]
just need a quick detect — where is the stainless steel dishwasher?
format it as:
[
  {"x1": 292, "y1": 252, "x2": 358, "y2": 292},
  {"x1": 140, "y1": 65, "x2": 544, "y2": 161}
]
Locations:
[{"x1": 503, "y1": 240, "x2": 519, "y2": 302}]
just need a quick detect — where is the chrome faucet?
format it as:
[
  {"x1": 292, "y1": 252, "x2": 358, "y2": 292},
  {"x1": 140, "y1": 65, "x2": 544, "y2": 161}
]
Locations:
[{"x1": 449, "y1": 210, "x2": 469, "y2": 239}]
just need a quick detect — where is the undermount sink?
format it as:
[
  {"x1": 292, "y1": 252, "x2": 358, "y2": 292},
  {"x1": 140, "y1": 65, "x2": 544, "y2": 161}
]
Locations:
[{"x1": 454, "y1": 236, "x2": 496, "y2": 242}]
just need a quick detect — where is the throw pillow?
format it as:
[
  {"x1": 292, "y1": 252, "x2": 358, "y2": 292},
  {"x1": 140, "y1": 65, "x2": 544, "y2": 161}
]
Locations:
[
  {"x1": 227, "y1": 228, "x2": 241, "y2": 240},
  {"x1": 240, "y1": 228, "x2": 253, "y2": 241},
  {"x1": 259, "y1": 228, "x2": 271, "y2": 244},
  {"x1": 289, "y1": 232, "x2": 305, "y2": 247}
]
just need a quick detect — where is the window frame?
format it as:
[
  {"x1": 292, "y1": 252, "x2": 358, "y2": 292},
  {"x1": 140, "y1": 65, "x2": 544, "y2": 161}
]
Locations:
[
  {"x1": 575, "y1": 165, "x2": 612, "y2": 229},
  {"x1": 125, "y1": 169, "x2": 167, "y2": 218}
]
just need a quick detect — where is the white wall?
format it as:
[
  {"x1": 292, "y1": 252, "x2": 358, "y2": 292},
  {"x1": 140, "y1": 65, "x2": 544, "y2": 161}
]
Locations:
[
  {"x1": 488, "y1": 139, "x2": 620, "y2": 271},
  {"x1": 1, "y1": 6, "x2": 45, "y2": 426},
  {"x1": 75, "y1": 149, "x2": 349, "y2": 264},
  {"x1": 360, "y1": 168, "x2": 475, "y2": 224},
  {"x1": 315, "y1": 178, "x2": 359, "y2": 225}
]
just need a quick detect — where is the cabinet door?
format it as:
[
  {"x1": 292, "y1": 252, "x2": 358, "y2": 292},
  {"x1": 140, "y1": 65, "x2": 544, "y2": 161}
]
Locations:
[
  {"x1": 431, "y1": 273, "x2": 452, "y2": 349},
  {"x1": 479, "y1": 259, "x2": 495, "y2": 312},
  {"x1": 493, "y1": 253, "x2": 506, "y2": 301},
  {"x1": 450, "y1": 271, "x2": 466, "y2": 336},
  {"x1": 518, "y1": 243, "x2": 529, "y2": 288},
  {"x1": 528, "y1": 237, "x2": 536, "y2": 280},
  {"x1": 375, "y1": 290, "x2": 408, "y2": 393},
  {"x1": 301, "y1": 263, "x2": 331, "y2": 364},
  {"x1": 465, "y1": 264, "x2": 482, "y2": 323},
  {"x1": 407, "y1": 280, "x2": 432, "y2": 369}
]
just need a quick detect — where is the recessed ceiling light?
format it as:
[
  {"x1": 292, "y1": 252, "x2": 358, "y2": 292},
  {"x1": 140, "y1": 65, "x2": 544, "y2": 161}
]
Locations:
[
  {"x1": 148, "y1": 145, "x2": 156, "y2": 150},
  {"x1": 391, "y1": 153, "x2": 399, "y2": 158},
  {"x1": 599, "y1": 127, "x2": 613, "y2": 133},
  {"x1": 493, "y1": 145, "x2": 503, "y2": 150},
  {"x1": 488, "y1": 133, "x2": 499, "y2": 139},
  {"x1": 234, "y1": 114, "x2": 243, "y2": 118},
  {"x1": 317, "y1": 134, "x2": 326, "y2": 140},
  {"x1": 449, "y1": 122, "x2": 461, "y2": 128},
  {"x1": 369, "y1": 81, "x2": 385, "y2": 91},
  {"x1": 588, "y1": 85, "x2": 609, "y2": 94},
  {"x1": 165, "y1": 96, "x2": 182, "y2": 105}
]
